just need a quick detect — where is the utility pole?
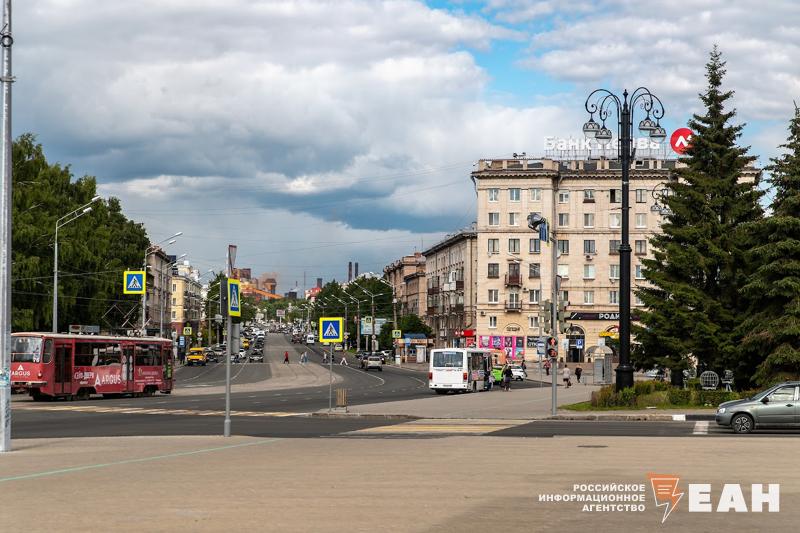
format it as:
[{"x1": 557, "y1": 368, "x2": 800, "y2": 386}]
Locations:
[{"x1": 0, "y1": 0, "x2": 12, "y2": 453}]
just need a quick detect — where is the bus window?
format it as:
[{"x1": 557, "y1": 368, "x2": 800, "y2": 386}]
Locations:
[
  {"x1": 75, "y1": 342, "x2": 96, "y2": 366},
  {"x1": 43, "y1": 339, "x2": 54, "y2": 364},
  {"x1": 11, "y1": 336, "x2": 43, "y2": 363},
  {"x1": 432, "y1": 351, "x2": 463, "y2": 368},
  {"x1": 98, "y1": 344, "x2": 122, "y2": 366}
]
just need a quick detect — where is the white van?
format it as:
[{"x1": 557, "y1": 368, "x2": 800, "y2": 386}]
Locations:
[{"x1": 306, "y1": 333, "x2": 315, "y2": 345}]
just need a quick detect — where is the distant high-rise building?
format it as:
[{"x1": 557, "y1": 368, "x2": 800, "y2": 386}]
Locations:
[
  {"x1": 354, "y1": 262, "x2": 359, "y2": 278},
  {"x1": 316, "y1": 278, "x2": 322, "y2": 289},
  {"x1": 348, "y1": 262, "x2": 353, "y2": 282}
]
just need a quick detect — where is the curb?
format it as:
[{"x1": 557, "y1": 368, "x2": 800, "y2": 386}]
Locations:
[
  {"x1": 547, "y1": 413, "x2": 716, "y2": 421},
  {"x1": 310, "y1": 412, "x2": 421, "y2": 421}
]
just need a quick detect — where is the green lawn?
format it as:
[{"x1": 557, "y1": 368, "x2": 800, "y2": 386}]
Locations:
[{"x1": 562, "y1": 401, "x2": 716, "y2": 411}]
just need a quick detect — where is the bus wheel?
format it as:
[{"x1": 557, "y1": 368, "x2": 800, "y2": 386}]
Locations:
[
  {"x1": 434, "y1": 390, "x2": 447, "y2": 395},
  {"x1": 76, "y1": 388, "x2": 91, "y2": 401}
]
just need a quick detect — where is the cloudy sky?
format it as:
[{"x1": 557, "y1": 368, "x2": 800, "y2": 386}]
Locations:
[{"x1": 15, "y1": 0, "x2": 800, "y2": 292}]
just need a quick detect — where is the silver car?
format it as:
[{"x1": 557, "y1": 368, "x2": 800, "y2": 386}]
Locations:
[{"x1": 716, "y1": 382, "x2": 800, "y2": 434}]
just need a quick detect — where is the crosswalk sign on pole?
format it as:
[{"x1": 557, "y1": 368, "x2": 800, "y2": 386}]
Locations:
[
  {"x1": 123, "y1": 270, "x2": 146, "y2": 295},
  {"x1": 319, "y1": 317, "x2": 343, "y2": 343},
  {"x1": 228, "y1": 278, "x2": 241, "y2": 317}
]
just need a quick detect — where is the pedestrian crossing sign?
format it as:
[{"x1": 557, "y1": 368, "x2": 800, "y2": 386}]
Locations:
[
  {"x1": 123, "y1": 271, "x2": 146, "y2": 295},
  {"x1": 319, "y1": 317, "x2": 343, "y2": 343},
  {"x1": 227, "y1": 278, "x2": 241, "y2": 317}
]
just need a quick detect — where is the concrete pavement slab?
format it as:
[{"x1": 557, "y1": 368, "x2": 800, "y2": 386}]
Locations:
[{"x1": 0, "y1": 434, "x2": 796, "y2": 532}]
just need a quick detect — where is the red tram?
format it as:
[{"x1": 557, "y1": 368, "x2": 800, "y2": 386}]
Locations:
[{"x1": 10, "y1": 333, "x2": 174, "y2": 400}]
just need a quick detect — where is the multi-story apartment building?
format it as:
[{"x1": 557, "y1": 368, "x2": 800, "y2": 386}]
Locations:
[
  {"x1": 144, "y1": 247, "x2": 172, "y2": 337},
  {"x1": 471, "y1": 156, "x2": 748, "y2": 363},
  {"x1": 383, "y1": 252, "x2": 426, "y2": 317},
  {"x1": 422, "y1": 228, "x2": 478, "y2": 348},
  {"x1": 170, "y1": 261, "x2": 203, "y2": 340}
]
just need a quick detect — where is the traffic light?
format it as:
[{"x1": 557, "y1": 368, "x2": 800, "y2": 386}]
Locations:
[
  {"x1": 559, "y1": 322, "x2": 572, "y2": 334},
  {"x1": 541, "y1": 299, "x2": 552, "y2": 334},
  {"x1": 546, "y1": 336, "x2": 558, "y2": 359}
]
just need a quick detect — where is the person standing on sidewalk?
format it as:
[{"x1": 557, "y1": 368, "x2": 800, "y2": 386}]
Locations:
[
  {"x1": 562, "y1": 364, "x2": 572, "y2": 388},
  {"x1": 502, "y1": 365, "x2": 513, "y2": 391},
  {"x1": 575, "y1": 365, "x2": 583, "y2": 383},
  {"x1": 284, "y1": 351, "x2": 290, "y2": 364}
]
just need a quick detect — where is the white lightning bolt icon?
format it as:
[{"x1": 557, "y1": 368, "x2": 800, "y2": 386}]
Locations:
[{"x1": 648, "y1": 474, "x2": 684, "y2": 524}]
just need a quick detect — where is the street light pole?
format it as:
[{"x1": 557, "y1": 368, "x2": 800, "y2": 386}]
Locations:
[
  {"x1": 343, "y1": 293, "x2": 359, "y2": 352},
  {"x1": 582, "y1": 88, "x2": 666, "y2": 391},
  {"x1": 52, "y1": 197, "x2": 99, "y2": 333},
  {"x1": 0, "y1": 0, "x2": 12, "y2": 453},
  {"x1": 352, "y1": 280, "x2": 376, "y2": 351}
]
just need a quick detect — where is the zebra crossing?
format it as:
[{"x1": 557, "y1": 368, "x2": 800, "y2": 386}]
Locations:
[{"x1": 343, "y1": 418, "x2": 530, "y2": 437}]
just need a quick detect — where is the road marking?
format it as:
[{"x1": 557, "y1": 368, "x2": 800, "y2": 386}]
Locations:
[
  {"x1": 693, "y1": 421, "x2": 709, "y2": 435},
  {"x1": 0, "y1": 438, "x2": 282, "y2": 484},
  {"x1": 348, "y1": 420, "x2": 522, "y2": 436},
  {"x1": 12, "y1": 404, "x2": 307, "y2": 418}
]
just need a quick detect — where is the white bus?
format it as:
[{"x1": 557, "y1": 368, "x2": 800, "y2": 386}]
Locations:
[
  {"x1": 306, "y1": 333, "x2": 315, "y2": 345},
  {"x1": 429, "y1": 348, "x2": 492, "y2": 394}
]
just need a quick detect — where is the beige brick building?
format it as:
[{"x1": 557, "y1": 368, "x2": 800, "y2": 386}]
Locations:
[
  {"x1": 422, "y1": 228, "x2": 478, "y2": 349},
  {"x1": 170, "y1": 261, "x2": 203, "y2": 343},
  {"x1": 383, "y1": 252, "x2": 426, "y2": 318},
  {"x1": 472, "y1": 156, "x2": 690, "y2": 363}
]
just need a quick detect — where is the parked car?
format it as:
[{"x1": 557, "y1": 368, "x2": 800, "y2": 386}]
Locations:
[
  {"x1": 334, "y1": 343, "x2": 343, "y2": 352},
  {"x1": 248, "y1": 353, "x2": 264, "y2": 363},
  {"x1": 355, "y1": 351, "x2": 368, "y2": 360},
  {"x1": 362, "y1": 355, "x2": 383, "y2": 371},
  {"x1": 716, "y1": 381, "x2": 800, "y2": 434},
  {"x1": 509, "y1": 365, "x2": 527, "y2": 381}
]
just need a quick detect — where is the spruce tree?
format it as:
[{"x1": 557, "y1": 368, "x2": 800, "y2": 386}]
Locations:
[
  {"x1": 633, "y1": 47, "x2": 762, "y2": 385},
  {"x1": 738, "y1": 104, "x2": 800, "y2": 386}
]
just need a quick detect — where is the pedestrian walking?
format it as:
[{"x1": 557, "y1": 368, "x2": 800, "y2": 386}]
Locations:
[
  {"x1": 543, "y1": 359, "x2": 551, "y2": 376},
  {"x1": 339, "y1": 353, "x2": 348, "y2": 366},
  {"x1": 520, "y1": 360, "x2": 527, "y2": 373},
  {"x1": 562, "y1": 365, "x2": 572, "y2": 388},
  {"x1": 575, "y1": 365, "x2": 583, "y2": 383},
  {"x1": 284, "y1": 351, "x2": 289, "y2": 364},
  {"x1": 300, "y1": 351, "x2": 308, "y2": 365},
  {"x1": 487, "y1": 370, "x2": 495, "y2": 390},
  {"x1": 502, "y1": 365, "x2": 513, "y2": 391}
]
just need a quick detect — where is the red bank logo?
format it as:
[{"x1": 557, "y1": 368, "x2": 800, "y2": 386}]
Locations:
[{"x1": 670, "y1": 128, "x2": 693, "y2": 154}]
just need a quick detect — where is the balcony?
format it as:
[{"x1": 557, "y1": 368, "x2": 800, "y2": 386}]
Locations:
[
  {"x1": 427, "y1": 285, "x2": 440, "y2": 295},
  {"x1": 455, "y1": 279, "x2": 464, "y2": 290},
  {"x1": 453, "y1": 303, "x2": 464, "y2": 313},
  {"x1": 504, "y1": 273, "x2": 522, "y2": 287},
  {"x1": 505, "y1": 301, "x2": 522, "y2": 312},
  {"x1": 427, "y1": 306, "x2": 436, "y2": 316}
]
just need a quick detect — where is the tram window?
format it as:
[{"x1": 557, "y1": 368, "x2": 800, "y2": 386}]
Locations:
[
  {"x1": 43, "y1": 339, "x2": 54, "y2": 364},
  {"x1": 75, "y1": 343, "x2": 96, "y2": 366}
]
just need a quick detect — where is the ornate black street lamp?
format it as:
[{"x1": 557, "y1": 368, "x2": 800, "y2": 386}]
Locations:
[{"x1": 582, "y1": 88, "x2": 666, "y2": 391}]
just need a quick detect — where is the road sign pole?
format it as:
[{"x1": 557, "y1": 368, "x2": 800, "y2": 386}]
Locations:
[
  {"x1": 224, "y1": 244, "x2": 236, "y2": 438},
  {"x1": 328, "y1": 344, "x2": 332, "y2": 413}
]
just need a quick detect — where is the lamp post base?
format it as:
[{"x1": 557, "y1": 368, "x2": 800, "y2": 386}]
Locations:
[{"x1": 615, "y1": 364, "x2": 635, "y2": 391}]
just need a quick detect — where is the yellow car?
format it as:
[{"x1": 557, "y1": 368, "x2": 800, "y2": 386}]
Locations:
[{"x1": 186, "y1": 347, "x2": 207, "y2": 366}]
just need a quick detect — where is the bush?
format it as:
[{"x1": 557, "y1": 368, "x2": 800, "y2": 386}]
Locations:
[
  {"x1": 591, "y1": 385, "x2": 618, "y2": 407},
  {"x1": 633, "y1": 381, "x2": 655, "y2": 396},
  {"x1": 685, "y1": 378, "x2": 702, "y2": 391},
  {"x1": 636, "y1": 391, "x2": 669, "y2": 408},
  {"x1": 668, "y1": 388, "x2": 691, "y2": 405},
  {"x1": 652, "y1": 380, "x2": 671, "y2": 392},
  {"x1": 694, "y1": 390, "x2": 737, "y2": 407},
  {"x1": 737, "y1": 389, "x2": 760, "y2": 400},
  {"x1": 619, "y1": 387, "x2": 636, "y2": 407}
]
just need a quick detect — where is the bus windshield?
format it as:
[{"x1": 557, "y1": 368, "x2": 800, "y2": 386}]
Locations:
[
  {"x1": 12, "y1": 336, "x2": 43, "y2": 363},
  {"x1": 432, "y1": 351, "x2": 464, "y2": 368}
]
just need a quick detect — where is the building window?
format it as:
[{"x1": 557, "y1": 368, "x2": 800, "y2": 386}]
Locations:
[
  {"x1": 584, "y1": 240, "x2": 596, "y2": 254},
  {"x1": 528, "y1": 289, "x2": 540, "y2": 304},
  {"x1": 558, "y1": 213, "x2": 569, "y2": 226},
  {"x1": 584, "y1": 291, "x2": 594, "y2": 305},
  {"x1": 529, "y1": 263, "x2": 541, "y2": 278},
  {"x1": 489, "y1": 316, "x2": 497, "y2": 329},
  {"x1": 488, "y1": 289, "x2": 499, "y2": 304},
  {"x1": 583, "y1": 213, "x2": 594, "y2": 228},
  {"x1": 559, "y1": 290, "x2": 569, "y2": 304},
  {"x1": 610, "y1": 264, "x2": 620, "y2": 280},
  {"x1": 488, "y1": 239, "x2": 499, "y2": 254},
  {"x1": 636, "y1": 213, "x2": 647, "y2": 228},
  {"x1": 610, "y1": 213, "x2": 621, "y2": 228},
  {"x1": 635, "y1": 240, "x2": 647, "y2": 254},
  {"x1": 558, "y1": 190, "x2": 570, "y2": 203},
  {"x1": 583, "y1": 265, "x2": 595, "y2": 279},
  {"x1": 488, "y1": 188, "x2": 499, "y2": 202},
  {"x1": 509, "y1": 188, "x2": 521, "y2": 201},
  {"x1": 508, "y1": 291, "x2": 520, "y2": 305},
  {"x1": 509, "y1": 212, "x2": 519, "y2": 226},
  {"x1": 529, "y1": 238, "x2": 541, "y2": 254},
  {"x1": 636, "y1": 189, "x2": 647, "y2": 203},
  {"x1": 529, "y1": 315, "x2": 539, "y2": 329},
  {"x1": 488, "y1": 212, "x2": 499, "y2": 226},
  {"x1": 609, "y1": 240, "x2": 620, "y2": 254},
  {"x1": 584, "y1": 189, "x2": 595, "y2": 202},
  {"x1": 557, "y1": 239, "x2": 569, "y2": 255},
  {"x1": 172, "y1": 283, "x2": 176, "y2": 292},
  {"x1": 171, "y1": 311, "x2": 176, "y2": 319},
  {"x1": 508, "y1": 238, "x2": 520, "y2": 254},
  {"x1": 610, "y1": 189, "x2": 622, "y2": 203},
  {"x1": 529, "y1": 188, "x2": 541, "y2": 201},
  {"x1": 609, "y1": 290, "x2": 619, "y2": 305},
  {"x1": 635, "y1": 295, "x2": 645, "y2": 306},
  {"x1": 557, "y1": 264, "x2": 569, "y2": 278},
  {"x1": 635, "y1": 264, "x2": 645, "y2": 279},
  {"x1": 488, "y1": 263, "x2": 499, "y2": 278}
]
